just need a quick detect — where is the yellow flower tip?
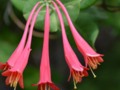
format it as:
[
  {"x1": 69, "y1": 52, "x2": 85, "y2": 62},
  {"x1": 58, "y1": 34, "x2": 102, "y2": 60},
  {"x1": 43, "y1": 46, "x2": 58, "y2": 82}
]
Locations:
[
  {"x1": 74, "y1": 86, "x2": 77, "y2": 90},
  {"x1": 73, "y1": 78, "x2": 77, "y2": 90},
  {"x1": 94, "y1": 75, "x2": 97, "y2": 78},
  {"x1": 8, "y1": 72, "x2": 21, "y2": 89},
  {"x1": 14, "y1": 86, "x2": 17, "y2": 90}
]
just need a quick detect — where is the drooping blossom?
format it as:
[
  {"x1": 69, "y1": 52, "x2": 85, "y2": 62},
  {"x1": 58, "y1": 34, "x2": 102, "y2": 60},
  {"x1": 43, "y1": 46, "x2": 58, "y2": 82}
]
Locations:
[
  {"x1": 56, "y1": 0, "x2": 104, "y2": 72},
  {"x1": 0, "y1": 2, "x2": 41, "y2": 71},
  {"x1": 2, "y1": 3, "x2": 44, "y2": 89},
  {"x1": 33, "y1": 5, "x2": 59, "y2": 90},
  {"x1": 52, "y1": 1, "x2": 88, "y2": 89},
  {"x1": 0, "y1": 0, "x2": 105, "y2": 90},
  {"x1": 2, "y1": 46, "x2": 31, "y2": 89}
]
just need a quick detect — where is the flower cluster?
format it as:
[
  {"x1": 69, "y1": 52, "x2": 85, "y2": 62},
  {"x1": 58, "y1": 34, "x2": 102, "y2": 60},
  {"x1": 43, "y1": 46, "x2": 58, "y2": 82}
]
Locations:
[{"x1": 0, "y1": 0, "x2": 104, "y2": 90}]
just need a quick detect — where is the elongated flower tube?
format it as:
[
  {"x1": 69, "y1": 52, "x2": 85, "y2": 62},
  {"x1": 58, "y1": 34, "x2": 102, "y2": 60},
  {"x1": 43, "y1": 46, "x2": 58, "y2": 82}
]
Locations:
[
  {"x1": 33, "y1": 5, "x2": 59, "y2": 90},
  {"x1": 2, "y1": 4, "x2": 43, "y2": 89},
  {"x1": 0, "y1": 2, "x2": 40, "y2": 71},
  {"x1": 52, "y1": 1, "x2": 88, "y2": 89},
  {"x1": 2, "y1": 46, "x2": 31, "y2": 89},
  {"x1": 56, "y1": 0, "x2": 104, "y2": 71}
]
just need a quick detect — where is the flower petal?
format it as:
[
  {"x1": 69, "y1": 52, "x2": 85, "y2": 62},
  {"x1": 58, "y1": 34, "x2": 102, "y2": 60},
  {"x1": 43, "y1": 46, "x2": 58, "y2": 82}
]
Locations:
[
  {"x1": 0, "y1": 62, "x2": 5, "y2": 70},
  {"x1": 2, "y1": 70, "x2": 10, "y2": 76},
  {"x1": 5, "y1": 75, "x2": 10, "y2": 85},
  {"x1": 19, "y1": 76, "x2": 24, "y2": 89}
]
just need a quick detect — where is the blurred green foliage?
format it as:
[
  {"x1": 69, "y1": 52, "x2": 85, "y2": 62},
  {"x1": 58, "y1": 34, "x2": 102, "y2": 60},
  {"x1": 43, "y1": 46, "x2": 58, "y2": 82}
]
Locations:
[{"x1": 0, "y1": 0, "x2": 120, "y2": 90}]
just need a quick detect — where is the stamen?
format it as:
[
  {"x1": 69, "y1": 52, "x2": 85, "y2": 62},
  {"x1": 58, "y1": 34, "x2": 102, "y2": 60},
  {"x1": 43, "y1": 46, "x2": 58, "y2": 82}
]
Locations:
[
  {"x1": 45, "y1": 84, "x2": 47, "y2": 90},
  {"x1": 73, "y1": 78, "x2": 77, "y2": 89},
  {"x1": 3, "y1": 65, "x2": 7, "y2": 71},
  {"x1": 95, "y1": 58, "x2": 101, "y2": 65},
  {"x1": 13, "y1": 73, "x2": 20, "y2": 88},
  {"x1": 68, "y1": 72, "x2": 72, "y2": 81},
  {"x1": 76, "y1": 72, "x2": 81, "y2": 82},
  {"x1": 72, "y1": 71, "x2": 77, "y2": 82},
  {"x1": 89, "y1": 66, "x2": 96, "y2": 78},
  {"x1": 9, "y1": 73, "x2": 14, "y2": 87},
  {"x1": 14, "y1": 85, "x2": 17, "y2": 90},
  {"x1": 92, "y1": 58, "x2": 97, "y2": 64},
  {"x1": 48, "y1": 86, "x2": 50, "y2": 90},
  {"x1": 41, "y1": 86, "x2": 43, "y2": 90},
  {"x1": 11, "y1": 73, "x2": 17, "y2": 87},
  {"x1": 88, "y1": 57, "x2": 97, "y2": 69},
  {"x1": 72, "y1": 70, "x2": 83, "y2": 83},
  {"x1": 93, "y1": 58, "x2": 99, "y2": 65},
  {"x1": 9, "y1": 72, "x2": 18, "y2": 88}
]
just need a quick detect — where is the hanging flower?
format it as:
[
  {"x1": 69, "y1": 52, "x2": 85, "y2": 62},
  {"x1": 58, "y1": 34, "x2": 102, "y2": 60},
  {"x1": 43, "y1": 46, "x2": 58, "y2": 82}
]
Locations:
[
  {"x1": 2, "y1": 46, "x2": 31, "y2": 89},
  {"x1": 33, "y1": 5, "x2": 59, "y2": 90},
  {"x1": 0, "y1": 0, "x2": 105, "y2": 90},
  {"x1": 56, "y1": 0, "x2": 104, "y2": 72},
  {"x1": 52, "y1": 1, "x2": 88, "y2": 89},
  {"x1": 0, "y1": 2, "x2": 41, "y2": 71},
  {"x1": 2, "y1": 3, "x2": 43, "y2": 89}
]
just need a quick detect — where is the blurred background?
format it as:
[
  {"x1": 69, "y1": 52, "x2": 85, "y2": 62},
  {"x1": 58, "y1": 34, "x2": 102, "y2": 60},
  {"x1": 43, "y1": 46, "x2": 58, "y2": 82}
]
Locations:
[{"x1": 0, "y1": 0, "x2": 120, "y2": 90}]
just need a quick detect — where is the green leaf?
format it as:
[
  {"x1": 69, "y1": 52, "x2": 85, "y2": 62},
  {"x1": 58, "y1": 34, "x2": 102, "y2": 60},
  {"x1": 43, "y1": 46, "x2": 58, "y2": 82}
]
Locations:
[
  {"x1": 84, "y1": 6, "x2": 108, "y2": 20},
  {"x1": 75, "y1": 12, "x2": 99, "y2": 47},
  {"x1": 11, "y1": 0, "x2": 28, "y2": 11},
  {"x1": 0, "y1": 28, "x2": 20, "y2": 63},
  {"x1": 0, "y1": 28, "x2": 19, "y2": 62},
  {"x1": 104, "y1": 12, "x2": 120, "y2": 34},
  {"x1": 63, "y1": 0, "x2": 81, "y2": 25},
  {"x1": 105, "y1": 0, "x2": 120, "y2": 6},
  {"x1": 80, "y1": 0, "x2": 97, "y2": 10},
  {"x1": 24, "y1": 66, "x2": 39, "y2": 90},
  {"x1": 0, "y1": 40, "x2": 15, "y2": 63}
]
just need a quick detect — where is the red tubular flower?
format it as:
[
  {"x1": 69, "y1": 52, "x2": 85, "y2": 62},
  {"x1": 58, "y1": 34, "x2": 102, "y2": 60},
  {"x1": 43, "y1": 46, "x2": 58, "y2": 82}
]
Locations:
[
  {"x1": 2, "y1": 4, "x2": 43, "y2": 89},
  {"x1": 2, "y1": 46, "x2": 31, "y2": 89},
  {"x1": 56, "y1": 0, "x2": 104, "y2": 71},
  {"x1": 33, "y1": 5, "x2": 59, "y2": 90},
  {"x1": 52, "y1": 1, "x2": 88, "y2": 89},
  {"x1": 0, "y1": 2, "x2": 40, "y2": 71}
]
